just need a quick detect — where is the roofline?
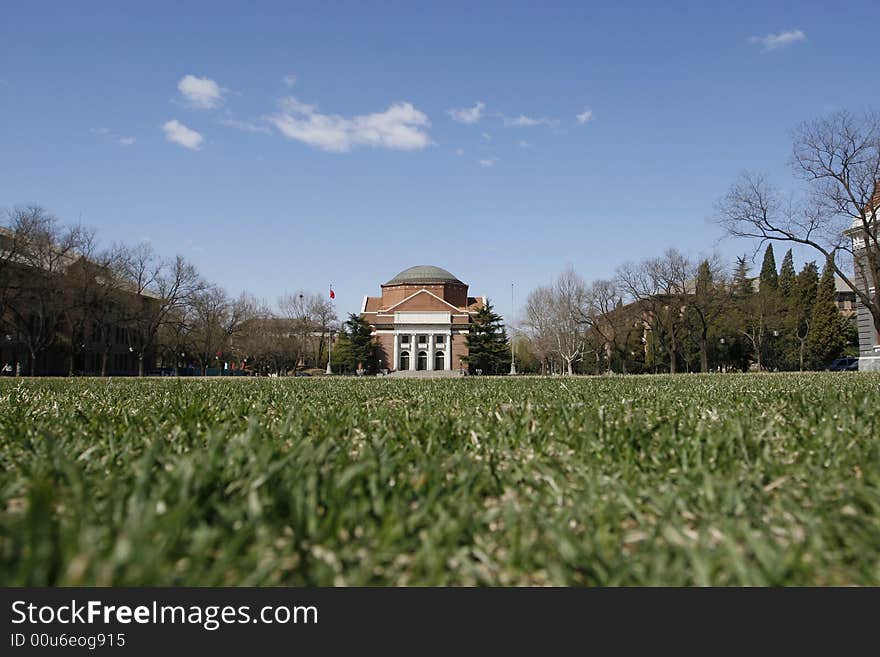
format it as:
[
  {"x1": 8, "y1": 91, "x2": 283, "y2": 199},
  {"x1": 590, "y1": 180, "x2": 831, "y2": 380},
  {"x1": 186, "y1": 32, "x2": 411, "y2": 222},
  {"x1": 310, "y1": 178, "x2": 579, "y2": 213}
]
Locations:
[{"x1": 384, "y1": 288, "x2": 467, "y2": 313}]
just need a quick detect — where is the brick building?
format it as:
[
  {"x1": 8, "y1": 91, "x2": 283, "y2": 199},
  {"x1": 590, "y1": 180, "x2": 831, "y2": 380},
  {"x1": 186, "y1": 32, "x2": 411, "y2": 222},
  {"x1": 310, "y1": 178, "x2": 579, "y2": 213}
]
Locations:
[{"x1": 361, "y1": 265, "x2": 485, "y2": 373}]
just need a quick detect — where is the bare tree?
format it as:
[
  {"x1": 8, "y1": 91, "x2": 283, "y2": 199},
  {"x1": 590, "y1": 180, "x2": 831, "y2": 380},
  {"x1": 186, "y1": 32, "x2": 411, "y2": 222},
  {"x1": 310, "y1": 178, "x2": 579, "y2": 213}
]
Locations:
[
  {"x1": 88, "y1": 245, "x2": 131, "y2": 376},
  {"x1": 59, "y1": 228, "x2": 102, "y2": 375},
  {"x1": 577, "y1": 278, "x2": 631, "y2": 373},
  {"x1": 523, "y1": 269, "x2": 587, "y2": 375},
  {"x1": 552, "y1": 268, "x2": 587, "y2": 375},
  {"x1": 522, "y1": 285, "x2": 556, "y2": 374},
  {"x1": 2, "y1": 206, "x2": 86, "y2": 374},
  {"x1": 718, "y1": 110, "x2": 880, "y2": 338},
  {"x1": 119, "y1": 245, "x2": 202, "y2": 376},
  {"x1": 190, "y1": 285, "x2": 228, "y2": 375},
  {"x1": 618, "y1": 249, "x2": 691, "y2": 374},
  {"x1": 279, "y1": 290, "x2": 334, "y2": 370}
]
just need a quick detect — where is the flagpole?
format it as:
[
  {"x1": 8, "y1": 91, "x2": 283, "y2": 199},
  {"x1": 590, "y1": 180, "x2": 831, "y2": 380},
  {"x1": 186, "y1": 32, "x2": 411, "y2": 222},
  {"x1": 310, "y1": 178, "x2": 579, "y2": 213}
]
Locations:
[
  {"x1": 326, "y1": 284, "x2": 334, "y2": 375},
  {"x1": 509, "y1": 282, "x2": 517, "y2": 375}
]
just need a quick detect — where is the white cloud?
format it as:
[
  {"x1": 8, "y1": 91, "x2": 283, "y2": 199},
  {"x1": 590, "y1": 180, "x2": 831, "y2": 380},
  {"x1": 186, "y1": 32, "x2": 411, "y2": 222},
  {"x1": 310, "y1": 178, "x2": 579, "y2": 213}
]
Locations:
[
  {"x1": 220, "y1": 118, "x2": 272, "y2": 134},
  {"x1": 267, "y1": 96, "x2": 432, "y2": 152},
  {"x1": 91, "y1": 127, "x2": 136, "y2": 146},
  {"x1": 518, "y1": 140, "x2": 531, "y2": 148},
  {"x1": 162, "y1": 119, "x2": 203, "y2": 150},
  {"x1": 503, "y1": 114, "x2": 555, "y2": 127},
  {"x1": 455, "y1": 147, "x2": 464, "y2": 156},
  {"x1": 283, "y1": 74, "x2": 297, "y2": 88},
  {"x1": 448, "y1": 101, "x2": 485, "y2": 124},
  {"x1": 177, "y1": 74, "x2": 224, "y2": 109},
  {"x1": 576, "y1": 108, "x2": 593, "y2": 124},
  {"x1": 479, "y1": 158, "x2": 497, "y2": 168},
  {"x1": 750, "y1": 29, "x2": 806, "y2": 51},
  {"x1": 481, "y1": 132, "x2": 491, "y2": 141}
]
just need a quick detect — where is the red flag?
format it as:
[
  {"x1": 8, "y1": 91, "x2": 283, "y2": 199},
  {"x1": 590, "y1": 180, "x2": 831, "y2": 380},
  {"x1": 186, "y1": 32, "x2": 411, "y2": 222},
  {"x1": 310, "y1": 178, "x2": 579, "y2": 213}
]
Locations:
[{"x1": 329, "y1": 285, "x2": 335, "y2": 300}]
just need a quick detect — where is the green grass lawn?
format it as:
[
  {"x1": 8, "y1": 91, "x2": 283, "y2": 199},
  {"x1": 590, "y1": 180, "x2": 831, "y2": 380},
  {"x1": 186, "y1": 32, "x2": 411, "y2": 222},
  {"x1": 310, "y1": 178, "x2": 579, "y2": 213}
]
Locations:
[{"x1": 1, "y1": 374, "x2": 878, "y2": 586}]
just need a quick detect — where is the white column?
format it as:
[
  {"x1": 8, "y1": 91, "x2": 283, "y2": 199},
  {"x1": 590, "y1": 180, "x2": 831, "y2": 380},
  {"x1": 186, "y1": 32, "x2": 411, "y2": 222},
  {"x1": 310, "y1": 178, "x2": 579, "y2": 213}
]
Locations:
[
  {"x1": 446, "y1": 329, "x2": 452, "y2": 370},
  {"x1": 427, "y1": 334, "x2": 434, "y2": 370},
  {"x1": 410, "y1": 333, "x2": 417, "y2": 370},
  {"x1": 392, "y1": 331, "x2": 399, "y2": 372}
]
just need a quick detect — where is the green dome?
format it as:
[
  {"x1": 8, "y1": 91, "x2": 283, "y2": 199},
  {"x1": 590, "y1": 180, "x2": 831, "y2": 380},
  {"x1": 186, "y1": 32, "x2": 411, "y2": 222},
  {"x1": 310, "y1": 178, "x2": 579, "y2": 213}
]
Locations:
[{"x1": 385, "y1": 265, "x2": 463, "y2": 286}]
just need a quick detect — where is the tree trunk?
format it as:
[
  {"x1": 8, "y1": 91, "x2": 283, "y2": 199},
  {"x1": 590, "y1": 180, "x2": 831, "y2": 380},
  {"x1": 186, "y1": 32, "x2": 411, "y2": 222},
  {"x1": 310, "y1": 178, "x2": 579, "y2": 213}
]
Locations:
[
  {"x1": 669, "y1": 325, "x2": 679, "y2": 374},
  {"x1": 138, "y1": 354, "x2": 145, "y2": 377},
  {"x1": 699, "y1": 338, "x2": 709, "y2": 373},
  {"x1": 101, "y1": 350, "x2": 108, "y2": 377},
  {"x1": 28, "y1": 348, "x2": 37, "y2": 376}
]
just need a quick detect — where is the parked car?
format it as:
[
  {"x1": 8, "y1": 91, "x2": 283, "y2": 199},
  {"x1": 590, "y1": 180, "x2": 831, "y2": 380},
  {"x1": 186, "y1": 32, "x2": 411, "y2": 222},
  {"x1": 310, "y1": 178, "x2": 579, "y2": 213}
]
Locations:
[{"x1": 827, "y1": 357, "x2": 859, "y2": 372}]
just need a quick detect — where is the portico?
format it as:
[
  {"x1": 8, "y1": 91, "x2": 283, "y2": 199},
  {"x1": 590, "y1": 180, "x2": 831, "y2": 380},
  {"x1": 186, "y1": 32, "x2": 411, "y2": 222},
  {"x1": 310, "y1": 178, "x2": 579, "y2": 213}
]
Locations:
[{"x1": 392, "y1": 323, "x2": 453, "y2": 371}]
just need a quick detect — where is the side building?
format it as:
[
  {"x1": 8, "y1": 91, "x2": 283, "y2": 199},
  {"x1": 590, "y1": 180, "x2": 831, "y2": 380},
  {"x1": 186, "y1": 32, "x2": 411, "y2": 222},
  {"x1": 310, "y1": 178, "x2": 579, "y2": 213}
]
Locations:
[
  {"x1": 850, "y1": 188, "x2": 880, "y2": 372},
  {"x1": 361, "y1": 265, "x2": 484, "y2": 373}
]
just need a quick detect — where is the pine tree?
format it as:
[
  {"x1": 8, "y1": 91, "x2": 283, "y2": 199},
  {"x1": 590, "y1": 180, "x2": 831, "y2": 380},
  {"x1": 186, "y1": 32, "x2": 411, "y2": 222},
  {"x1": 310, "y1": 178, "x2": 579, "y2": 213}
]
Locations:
[
  {"x1": 792, "y1": 261, "x2": 819, "y2": 371},
  {"x1": 330, "y1": 330, "x2": 353, "y2": 373},
  {"x1": 776, "y1": 249, "x2": 798, "y2": 370},
  {"x1": 805, "y1": 258, "x2": 845, "y2": 369},
  {"x1": 465, "y1": 301, "x2": 511, "y2": 375},
  {"x1": 759, "y1": 244, "x2": 778, "y2": 290},
  {"x1": 732, "y1": 256, "x2": 753, "y2": 297},
  {"x1": 778, "y1": 249, "x2": 796, "y2": 298},
  {"x1": 344, "y1": 313, "x2": 377, "y2": 373}
]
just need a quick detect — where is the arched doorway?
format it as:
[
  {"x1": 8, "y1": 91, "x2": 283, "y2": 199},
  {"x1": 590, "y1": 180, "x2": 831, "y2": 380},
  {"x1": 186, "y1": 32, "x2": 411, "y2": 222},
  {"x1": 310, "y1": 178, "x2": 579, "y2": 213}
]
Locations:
[
  {"x1": 417, "y1": 351, "x2": 428, "y2": 371},
  {"x1": 434, "y1": 350, "x2": 445, "y2": 371},
  {"x1": 399, "y1": 351, "x2": 410, "y2": 371}
]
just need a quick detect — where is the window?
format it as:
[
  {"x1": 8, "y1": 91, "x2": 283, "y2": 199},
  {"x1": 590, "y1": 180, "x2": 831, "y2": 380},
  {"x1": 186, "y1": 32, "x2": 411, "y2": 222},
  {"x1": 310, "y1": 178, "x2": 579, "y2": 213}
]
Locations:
[
  {"x1": 435, "y1": 335, "x2": 445, "y2": 344},
  {"x1": 434, "y1": 351, "x2": 445, "y2": 370},
  {"x1": 417, "y1": 351, "x2": 428, "y2": 371},
  {"x1": 399, "y1": 351, "x2": 410, "y2": 370},
  {"x1": 418, "y1": 335, "x2": 427, "y2": 345},
  {"x1": 401, "y1": 335, "x2": 410, "y2": 344}
]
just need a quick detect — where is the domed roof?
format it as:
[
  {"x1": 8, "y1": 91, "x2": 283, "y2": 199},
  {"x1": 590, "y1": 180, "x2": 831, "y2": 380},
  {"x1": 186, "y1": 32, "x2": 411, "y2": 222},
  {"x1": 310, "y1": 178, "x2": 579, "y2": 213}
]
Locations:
[{"x1": 385, "y1": 265, "x2": 464, "y2": 286}]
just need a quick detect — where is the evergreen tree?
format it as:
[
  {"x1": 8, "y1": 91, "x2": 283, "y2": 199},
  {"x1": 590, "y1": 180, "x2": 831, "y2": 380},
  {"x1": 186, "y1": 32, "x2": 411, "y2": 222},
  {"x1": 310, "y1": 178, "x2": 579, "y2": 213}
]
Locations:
[
  {"x1": 791, "y1": 261, "x2": 819, "y2": 371},
  {"x1": 465, "y1": 301, "x2": 511, "y2": 375},
  {"x1": 330, "y1": 329, "x2": 353, "y2": 373},
  {"x1": 805, "y1": 258, "x2": 845, "y2": 369},
  {"x1": 344, "y1": 313, "x2": 377, "y2": 373},
  {"x1": 726, "y1": 256, "x2": 756, "y2": 371},
  {"x1": 778, "y1": 249, "x2": 796, "y2": 298},
  {"x1": 795, "y1": 262, "x2": 819, "y2": 313},
  {"x1": 759, "y1": 244, "x2": 778, "y2": 290},
  {"x1": 732, "y1": 256, "x2": 753, "y2": 297},
  {"x1": 776, "y1": 249, "x2": 799, "y2": 370}
]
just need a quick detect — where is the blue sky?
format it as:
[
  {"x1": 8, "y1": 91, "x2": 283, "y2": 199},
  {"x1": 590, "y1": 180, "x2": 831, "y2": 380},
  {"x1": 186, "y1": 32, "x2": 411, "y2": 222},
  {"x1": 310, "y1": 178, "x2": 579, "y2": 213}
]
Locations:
[{"x1": 2, "y1": 1, "x2": 877, "y2": 321}]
